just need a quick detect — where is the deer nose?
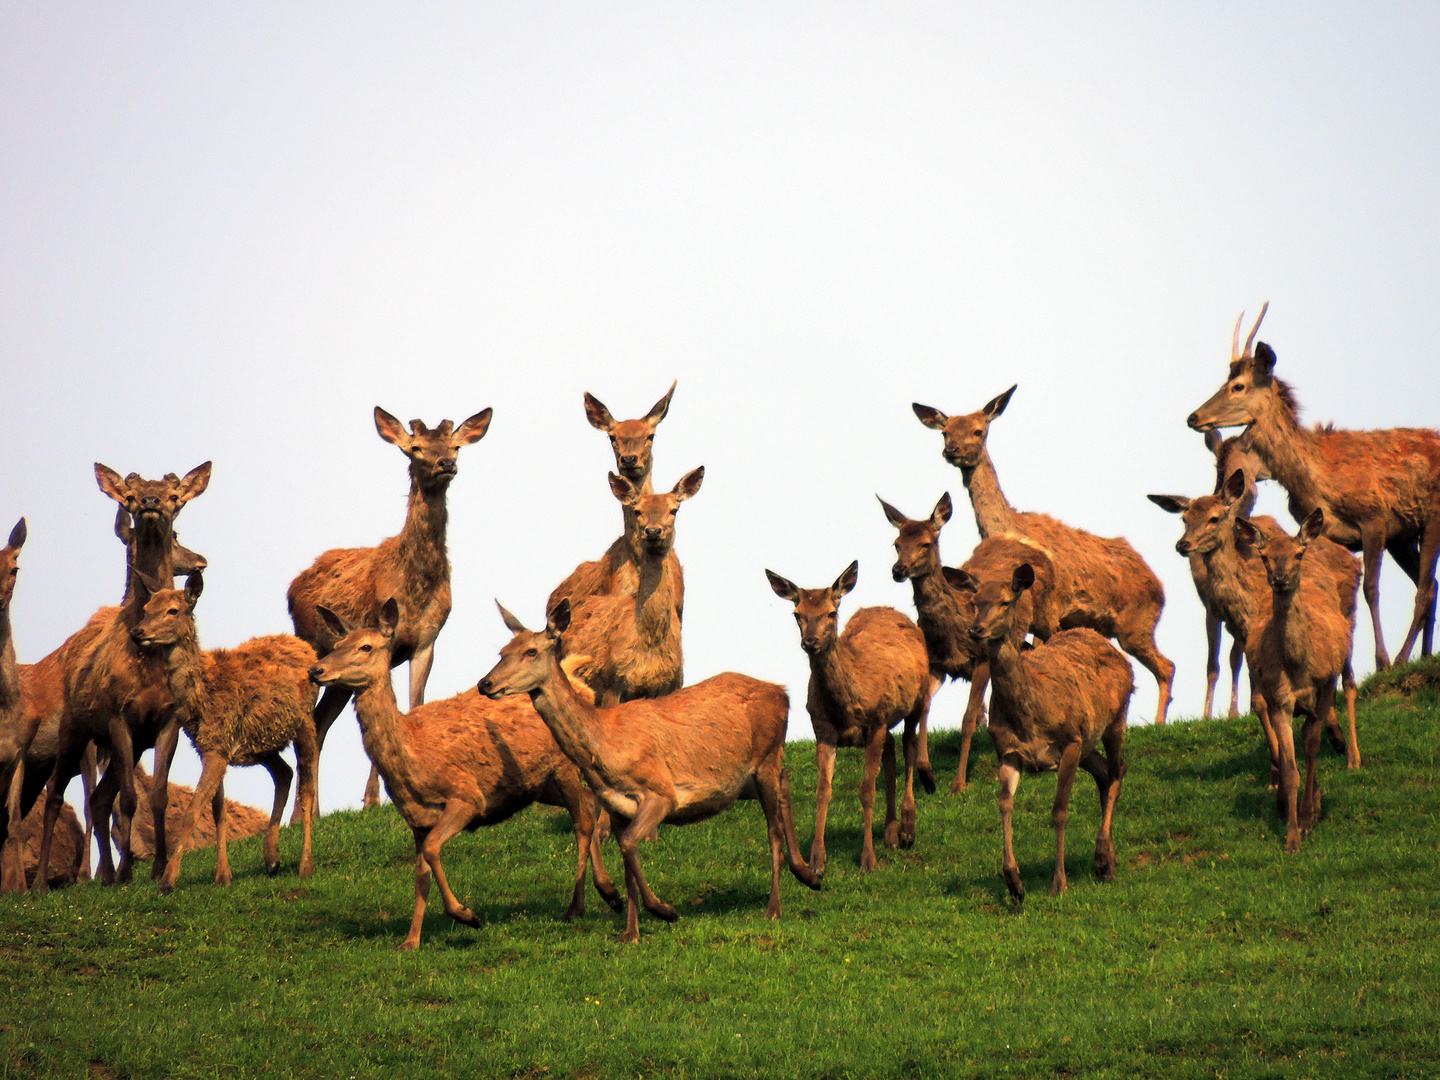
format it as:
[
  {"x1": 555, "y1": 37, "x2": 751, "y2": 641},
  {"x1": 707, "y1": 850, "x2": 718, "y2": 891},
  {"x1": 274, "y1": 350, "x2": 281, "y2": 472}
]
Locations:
[
  {"x1": 1175, "y1": 539, "x2": 1193, "y2": 555},
  {"x1": 892, "y1": 562, "x2": 909, "y2": 582},
  {"x1": 438, "y1": 458, "x2": 457, "y2": 472},
  {"x1": 141, "y1": 496, "x2": 161, "y2": 511},
  {"x1": 307, "y1": 665, "x2": 324, "y2": 683},
  {"x1": 967, "y1": 625, "x2": 985, "y2": 640},
  {"x1": 1187, "y1": 412, "x2": 1202, "y2": 430},
  {"x1": 619, "y1": 454, "x2": 638, "y2": 468},
  {"x1": 478, "y1": 677, "x2": 496, "y2": 697},
  {"x1": 644, "y1": 527, "x2": 662, "y2": 540}
]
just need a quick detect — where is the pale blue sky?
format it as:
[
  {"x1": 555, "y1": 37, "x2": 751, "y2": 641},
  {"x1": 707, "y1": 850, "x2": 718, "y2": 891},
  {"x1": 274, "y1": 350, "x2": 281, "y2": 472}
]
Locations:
[{"x1": 3, "y1": 4, "x2": 1437, "y2": 813}]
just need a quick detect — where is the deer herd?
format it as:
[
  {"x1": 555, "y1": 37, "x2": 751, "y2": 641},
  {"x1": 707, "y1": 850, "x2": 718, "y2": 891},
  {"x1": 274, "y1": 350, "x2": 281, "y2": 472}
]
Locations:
[{"x1": 1, "y1": 306, "x2": 1436, "y2": 945}]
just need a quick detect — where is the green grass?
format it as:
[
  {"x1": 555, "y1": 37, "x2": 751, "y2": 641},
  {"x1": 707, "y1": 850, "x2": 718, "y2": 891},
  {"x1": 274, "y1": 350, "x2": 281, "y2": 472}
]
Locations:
[{"x1": 2, "y1": 703, "x2": 1438, "y2": 1079}]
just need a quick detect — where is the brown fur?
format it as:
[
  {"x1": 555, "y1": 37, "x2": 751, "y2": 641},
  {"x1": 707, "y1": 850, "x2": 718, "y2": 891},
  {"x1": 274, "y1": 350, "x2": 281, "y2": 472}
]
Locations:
[
  {"x1": 955, "y1": 563, "x2": 1133, "y2": 902},
  {"x1": 15, "y1": 796, "x2": 83, "y2": 890},
  {"x1": 287, "y1": 406, "x2": 491, "y2": 809},
  {"x1": 1189, "y1": 315, "x2": 1440, "y2": 668},
  {"x1": 1237, "y1": 511, "x2": 1357, "y2": 852},
  {"x1": 765, "y1": 562, "x2": 931, "y2": 874},
  {"x1": 479, "y1": 600, "x2": 822, "y2": 943},
  {"x1": 915, "y1": 389, "x2": 1174, "y2": 723},
  {"x1": 35, "y1": 462, "x2": 212, "y2": 893},
  {"x1": 132, "y1": 573, "x2": 319, "y2": 892},
  {"x1": 310, "y1": 600, "x2": 621, "y2": 950},
  {"x1": 0, "y1": 519, "x2": 28, "y2": 890},
  {"x1": 124, "y1": 763, "x2": 271, "y2": 859}
]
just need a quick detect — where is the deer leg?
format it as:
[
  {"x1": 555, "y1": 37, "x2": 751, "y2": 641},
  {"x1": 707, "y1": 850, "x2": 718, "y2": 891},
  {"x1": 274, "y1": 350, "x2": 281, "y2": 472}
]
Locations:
[
  {"x1": 997, "y1": 759, "x2": 1023, "y2": 902},
  {"x1": 34, "y1": 725, "x2": 88, "y2": 893},
  {"x1": 256, "y1": 752, "x2": 293, "y2": 876},
  {"x1": 614, "y1": 797, "x2": 678, "y2": 939},
  {"x1": 303, "y1": 685, "x2": 353, "y2": 824},
  {"x1": 587, "y1": 803, "x2": 622, "y2": 911},
  {"x1": 1250, "y1": 674, "x2": 1281, "y2": 789},
  {"x1": 78, "y1": 743, "x2": 97, "y2": 880},
  {"x1": 108, "y1": 719, "x2": 141, "y2": 885},
  {"x1": 1, "y1": 759, "x2": 25, "y2": 893},
  {"x1": 913, "y1": 675, "x2": 938, "y2": 795},
  {"x1": 98, "y1": 745, "x2": 131, "y2": 886},
  {"x1": 1361, "y1": 533, "x2": 1390, "y2": 670},
  {"x1": 559, "y1": 779, "x2": 611, "y2": 919},
  {"x1": 148, "y1": 718, "x2": 181, "y2": 881},
  {"x1": 1271, "y1": 699, "x2": 1301, "y2": 852},
  {"x1": 809, "y1": 740, "x2": 836, "y2": 876},
  {"x1": 880, "y1": 728, "x2": 899, "y2": 852},
  {"x1": 420, "y1": 802, "x2": 482, "y2": 930},
  {"x1": 292, "y1": 728, "x2": 318, "y2": 879},
  {"x1": 158, "y1": 751, "x2": 228, "y2": 895},
  {"x1": 758, "y1": 762, "x2": 822, "y2": 902},
  {"x1": 952, "y1": 662, "x2": 989, "y2": 794},
  {"x1": 1203, "y1": 611, "x2": 1221, "y2": 720},
  {"x1": 401, "y1": 846, "x2": 432, "y2": 951},
  {"x1": 859, "y1": 726, "x2": 886, "y2": 870},
  {"x1": 1341, "y1": 661, "x2": 1360, "y2": 769},
  {"x1": 1050, "y1": 743, "x2": 1083, "y2": 896},
  {"x1": 752, "y1": 761, "x2": 789, "y2": 920},
  {"x1": 1395, "y1": 521, "x2": 1440, "y2": 665},
  {"x1": 1227, "y1": 635, "x2": 1245, "y2": 719},
  {"x1": 1116, "y1": 622, "x2": 1174, "y2": 725},
  {"x1": 212, "y1": 778, "x2": 229, "y2": 887},
  {"x1": 899, "y1": 712, "x2": 921, "y2": 849},
  {"x1": 1301, "y1": 684, "x2": 1333, "y2": 836}
]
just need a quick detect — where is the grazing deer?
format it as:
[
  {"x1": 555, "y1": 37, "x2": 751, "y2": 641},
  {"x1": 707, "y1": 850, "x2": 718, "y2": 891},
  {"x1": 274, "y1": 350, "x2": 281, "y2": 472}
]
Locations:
[
  {"x1": 548, "y1": 382, "x2": 684, "y2": 618},
  {"x1": 1189, "y1": 305, "x2": 1440, "y2": 668},
  {"x1": 950, "y1": 563, "x2": 1132, "y2": 902},
  {"x1": 308, "y1": 600, "x2": 621, "y2": 949},
  {"x1": 558, "y1": 468, "x2": 703, "y2": 707},
  {"x1": 130, "y1": 571, "x2": 319, "y2": 893},
  {"x1": 288, "y1": 405, "x2": 491, "y2": 809},
  {"x1": 34, "y1": 463, "x2": 213, "y2": 891},
  {"x1": 765, "y1": 562, "x2": 931, "y2": 873},
  {"x1": 914, "y1": 388, "x2": 1174, "y2": 723},
  {"x1": 479, "y1": 599, "x2": 822, "y2": 943},
  {"x1": 1236, "y1": 511, "x2": 1356, "y2": 852}
]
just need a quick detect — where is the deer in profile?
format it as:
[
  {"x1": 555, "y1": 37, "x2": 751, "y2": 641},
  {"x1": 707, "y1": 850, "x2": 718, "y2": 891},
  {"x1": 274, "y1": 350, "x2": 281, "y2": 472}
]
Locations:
[
  {"x1": 34, "y1": 463, "x2": 213, "y2": 891},
  {"x1": 1189, "y1": 304, "x2": 1440, "y2": 669},
  {"x1": 0, "y1": 519, "x2": 27, "y2": 890},
  {"x1": 129, "y1": 571, "x2": 319, "y2": 893},
  {"x1": 914, "y1": 388, "x2": 1174, "y2": 723},
  {"x1": 548, "y1": 382, "x2": 682, "y2": 617},
  {"x1": 1235, "y1": 510, "x2": 1356, "y2": 852},
  {"x1": 305, "y1": 600, "x2": 620, "y2": 949},
  {"x1": 558, "y1": 468, "x2": 702, "y2": 707},
  {"x1": 288, "y1": 405, "x2": 491, "y2": 809},
  {"x1": 950, "y1": 562, "x2": 1132, "y2": 902},
  {"x1": 479, "y1": 599, "x2": 820, "y2": 942},
  {"x1": 765, "y1": 562, "x2": 931, "y2": 873}
]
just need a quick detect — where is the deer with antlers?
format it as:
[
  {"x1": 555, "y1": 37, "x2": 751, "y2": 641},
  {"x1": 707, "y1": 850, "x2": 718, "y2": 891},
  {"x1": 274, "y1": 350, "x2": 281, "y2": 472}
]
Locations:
[
  {"x1": 914, "y1": 389, "x2": 1174, "y2": 724},
  {"x1": 949, "y1": 562, "x2": 1132, "y2": 901},
  {"x1": 34, "y1": 463, "x2": 213, "y2": 890},
  {"x1": 765, "y1": 562, "x2": 931, "y2": 872},
  {"x1": 288, "y1": 406, "x2": 491, "y2": 809},
  {"x1": 480, "y1": 599, "x2": 820, "y2": 942},
  {"x1": 1189, "y1": 305, "x2": 1440, "y2": 669}
]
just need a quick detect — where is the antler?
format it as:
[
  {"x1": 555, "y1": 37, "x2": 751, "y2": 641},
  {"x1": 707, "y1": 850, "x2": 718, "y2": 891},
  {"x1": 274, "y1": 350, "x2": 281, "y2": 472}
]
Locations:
[
  {"x1": 1243, "y1": 302, "x2": 1269, "y2": 358},
  {"x1": 1231, "y1": 312, "x2": 1245, "y2": 362}
]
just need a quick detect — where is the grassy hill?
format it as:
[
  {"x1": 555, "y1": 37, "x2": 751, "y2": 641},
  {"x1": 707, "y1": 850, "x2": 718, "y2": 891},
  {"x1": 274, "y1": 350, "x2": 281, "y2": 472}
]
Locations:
[{"x1": 2, "y1": 692, "x2": 1437, "y2": 1079}]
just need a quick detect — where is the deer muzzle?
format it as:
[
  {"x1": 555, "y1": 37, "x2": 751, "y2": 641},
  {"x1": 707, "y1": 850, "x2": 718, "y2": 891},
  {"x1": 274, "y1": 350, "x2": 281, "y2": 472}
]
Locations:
[
  {"x1": 892, "y1": 561, "x2": 910, "y2": 582},
  {"x1": 1175, "y1": 539, "x2": 1194, "y2": 555}
]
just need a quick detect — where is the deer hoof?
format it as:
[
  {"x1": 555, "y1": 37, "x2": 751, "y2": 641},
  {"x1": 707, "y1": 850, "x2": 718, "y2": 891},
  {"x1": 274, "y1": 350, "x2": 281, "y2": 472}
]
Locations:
[
  {"x1": 157, "y1": 881, "x2": 174, "y2": 897},
  {"x1": 396, "y1": 938, "x2": 420, "y2": 952},
  {"x1": 450, "y1": 907, "x2": 480, "y2": 928},
  {"x1": 266, "y1": 861, "x2": 281, "y2": 878},
  {"x1": 652, "y1": 902, "x2": 679, "y2": 923},
  {"x1": 883, "y1": 822, "x2": 899, "y2": 849},
  {"x1": 917, "y1": 764, "x2": 937, "y2": 795},
  {"x1": 860, "y1": 850, "x2": 877, "y2": 873},
  {"x1": 1003, "y1": 866, "x2": 1024, "y2": 902},
  {"x1": 616, "y1": 930, "x2": 640, "y2": 944}
]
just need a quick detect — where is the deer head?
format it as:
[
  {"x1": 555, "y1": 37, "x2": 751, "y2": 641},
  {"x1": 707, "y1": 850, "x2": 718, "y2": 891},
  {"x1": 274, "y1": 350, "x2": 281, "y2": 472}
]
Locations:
[
  {"x1": 1206, "y1": 429, "x2": 1269, "y2": 514},
  {"x1": 307, "y1": 599, "x2": 400, "y2": 690},
  {"x1": 879, "y1": 493, "x2": 952, "y2": 582},
  {"x1": 612, "y1": 466, "x2": 704, "y2": 556},
  {"x1": 1186, "y1": 304, "x2": 1285, "y2": 433},
  {"x1": 374, "y1": 406, "x2": 492, "y2": 492},
  {"x1": 1, "y1": 518, "x2": 25, "y2": 612},
  {"x1": 130, "y1": 572, "x2": 204, "y2": 649},
  {"x1": 765, "y1": 561, "x2": 858, "y2": 655},
  {"x1": 912, "y1": 386, "x2": 1017, "y2": 470},
  {"x1": 584, "y1": 381, "x2": 676, "y2": 485},
  {"x1": 949, "y1": 562, "x2": 1034, "y2": 646},
  {"x1": 1148, "y1": 469, "x2": 1250, "y2": 558},
  {"x1": 95, "y1": 462, "x2": 212, "y2": 542},
  {"x1": 1236, "y1": 508, "x2": 1325, "y2": 594},
  {"x1": 114, "y1": 507, "x2": 208, "y2": 577},
  {"x1": 478, "y1": 599, "x2": 571, "y2": 698}
]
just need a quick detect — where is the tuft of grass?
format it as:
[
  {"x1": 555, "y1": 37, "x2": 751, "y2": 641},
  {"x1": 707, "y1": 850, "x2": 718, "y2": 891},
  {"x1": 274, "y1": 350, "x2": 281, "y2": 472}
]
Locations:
[
  {"x1": 1359, "y1": 653, "x2": 1440, "y2": 706},
  {"x1": 2, "y1": 703, "x2": 1438, "y2": 1079}
]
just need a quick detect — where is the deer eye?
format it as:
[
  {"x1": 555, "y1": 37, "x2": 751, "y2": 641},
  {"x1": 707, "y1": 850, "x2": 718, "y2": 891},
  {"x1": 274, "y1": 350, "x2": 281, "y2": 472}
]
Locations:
[
  {"x1": 168, "y1": 608, "x2": 179, "y2": 616},
  {"x1": 1232, "y1": 382, "x2": 1245, "y2": 393},
  {"x1": 525, "y1": 648, "x2": 538, "y2": 658},
  {"x1": 360, "y1": 644, "x2": 372, "y2": 653},
  {"x1": 646, "y1": 435, "x2": 654, "y2": 443}
]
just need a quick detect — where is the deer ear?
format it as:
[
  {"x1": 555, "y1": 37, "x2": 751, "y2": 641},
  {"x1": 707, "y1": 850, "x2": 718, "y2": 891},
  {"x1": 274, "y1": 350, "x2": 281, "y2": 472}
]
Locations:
[
  {"x1": 176, "y1": 462, "x2": 212, "y2": 503},
  {"x1": 1011, "y1": 562, "x2": 1035, "y2": 592},
  {"x1": 1204, "y1": 429, "x2": 1224, "y2": 456},
  {"x1": 608, "y1": 472, "x2": 639, "y2": 505},
  {"x1": 7, "y1": 518, "x2": 25, "y2": 551},
  {"x1": 877, "y1": 497, "x2": 908, "y2": 529},
  {"x1": 183, "y1": 571, "x2": 204, "y2": 608},
  {"x1": 912, "y1": 403, "x2": 948, "y2": 430},
  {"x1": 316, "y1": 605, "x2": 353, "y2": 638},
  {"x1": 673, "y1": 466, "x2": 705, "y2": 501},
  {"x1": 379, "y1": 598, "x2": 400, "y2": 638},
  {"x1": 496, "y1": 601, "x2": 529, "y2": 635},
  {"x1": 1146, "y1": 494, "x2": 1190, "y2": 515},
  {"x1": 133, "y1": 566, "x2": 165, "y2": 602},
  {"x1": 832, "y1": 560, "x2": 859, "y2": 598},
  {"x1": 764, "y1": 570, "x2": 800, "y2": 603},
  {"x1": 547, "y1": 598, "x2": 572, "y2": 636},
  {"x1": 583, "y1": 393, "x2": 615, "y2": 432},
  {"x1": 1233, "y1": 517, "x2": 1261, "y2": 548},
  {"x1": 932, "y1": 492, "x2": 953, "y2": 528},
  {"x1": 644, "y1": 380, "x2": 676, "y2": 426},
  {"x1": 455, "y1": 408, "x2": 492, "y2": 445},
  {"x1": 1252, "y1": 342, "x2": 1277, "y2": 384},
  {"x1": 95, "y1": 463, "x2": 129, "y2": 504},
  {"x1": 1301, "y1": 507, "x2": 1325, "y2": 542},
  {"x1": 1224, "y1": 468, "x2": 1248, "y2": 504},
  {"x1": 984, "y1": 385, "x2": 1018, "y2": 419},
  {"x1": 943, "y1": 566, "x2": 978, "y2": 593},
  {"x1": 374, "y1": 406, "x2": 409, "y2": 446},
  {"x1": 113, "y1": 507, "x2": 132, "y2": 544}
]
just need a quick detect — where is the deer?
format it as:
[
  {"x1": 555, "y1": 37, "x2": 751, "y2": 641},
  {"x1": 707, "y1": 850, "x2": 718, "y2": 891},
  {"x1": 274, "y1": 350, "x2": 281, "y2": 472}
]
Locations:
[
  {"x1": 479, "y1": 599, "x2": 822, "y2": 943},
  {"x1": 548, "y1": 382, "x2": 684, "y2": 618},
  {"x1": 879, "y1": 493, "x2": 1060, "y2": 793},
  {"x1": 123, "y1": 761, "x2": 273, "y2": 862},
  {"x1": 34, "y1": 462, "x2": 213, "y2": 892},
  {"x1": 764, "y1": 561, "x2": 931, "y2": 873},
  {"x1": 949, "y1": 562, "x2": 1132, "y2": 902},
  {"x1": 1189, "y1": 304, "x2": 1440, "y2": 670},
  {"x1": 1235, "y1": 510, "x2": 1356, "y2": 852},
  {"x1": 306, "y1": 599, "x2": 623, "y2": 949},
  {"x1": 557, "y1": 468, "x2": 702, "y2": 708},
  {"x1": 129, "y1": 571, "x2": 319, "y2": 893},
  {"x1": 914, "y1": 388, "x2": 1175, "y2": 724},
  {"x1": 0, "y1": 519, "x2": 27, "y2": 890},
  {"x1": 288, "y1": 405, "x2": 491, "y2": 810},
  {"x1": 1149, "y1": 469, "x2": 1361, "y2": 779}
]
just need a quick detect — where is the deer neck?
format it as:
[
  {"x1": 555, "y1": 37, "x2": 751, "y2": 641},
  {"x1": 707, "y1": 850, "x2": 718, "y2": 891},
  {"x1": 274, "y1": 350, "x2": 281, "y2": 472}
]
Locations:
[
  {"x1": 0, "y1": 608, "x2": 17, "y2": 711},
  {"x1": 122, "y1": 522, "x2": 177, "y2": 621},
  {"x1": 984, "y1": 635, "x2": 1033, "y2": 732},
  {"x1": 1243, "y1": 400, "x2": 1327, "y2": 515},
  {"x1": 630, "y1": 546, "x2": 675, "y2": 645},
  {"x1": 527, "y1": 654, "x2": 608, "y2": 776},
  {"x1": 1268, "y1": 584, "x2": 1311, "y2": 670},
  {"x1": 1198, "y1": 537, "x2": 1262, "y2": 635},
  {"x1": 400, "y1": 479, "x2": 450, "y2": 592},
  {"x1": 161, "y1": 626, "x2": 209, "y2": 737},
  {"x1": 960, "y1": 450, "x2": 1019, "y2": 538},
  {"x1": 810, "y1": 638, "x2": 866, "y2": 713},
  {"x1": 351, "y1": 669, "x2": 420, "y2": 786}
]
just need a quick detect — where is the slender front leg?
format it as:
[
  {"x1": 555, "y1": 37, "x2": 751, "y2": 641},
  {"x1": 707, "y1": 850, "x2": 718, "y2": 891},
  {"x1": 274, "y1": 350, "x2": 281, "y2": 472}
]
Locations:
[
  {"x1": 1094, "y1": 721, "x2": 1126, "y2": 881},
  {"x1": 148, "y1": 717, "x2": 182, "y2": 880},
  {"x1": 36, "y1": 723, "x2": 88, "y2": 892},
  {"x1": 107, "y1": 719, "x2": 138, "y2": 885},
  {"x1": 158, "y1": 751, "x2": 228, "y2": 894},
  {"x1": 1271, "y1": 699, "x2": 1301, "y2": 852},
  {"x1": 898, "y1": 713, "x2": 921, "y2": 849},
  {"x1": 809, "y1": 740, "x2": 836, "y2": 875},
  {"x1": 997, "y1": 759, "x2": 1023, "y2": 901},
  {"x1": 880, "y1": 728, "x2": 898, "y2": 852},
  {"x1": 1341, "y1": 662, "x2": 1361, "y2": 770},
  {"x1": 1227, "y1": 635, "x2": 1245, "y2": 719},
  {"x1": 1395, "y1": 522, "x2": 1440, "y2": 665},
  {"x1": 292, "y1": 726, "x2": 319, "y2": 878},
  {"x1": 1, "y1": 759, "x2": 26, "y2": 893},
  {"x1": 587, "y1": 802, "x2": 622, "y2": 912},
  {"x1": 402, "y1": 841, "x2": 432, "y2": 951},
  {"x1": 1361, "y1": 533, "x2": 1390, "y2": 670},
  {"x1": 1050, "y1": 743, "x2": 1083, "y2": 896},
  {"x1": 1203, "y1": 611, "x2": 1221, "y2": 720},
  {"x1": 211, "y1": 778, "x2": 229, "y2": 887},
  {"x1": 952, "y1": 662, "x2": 989, "y2": 793},
  {"x1": 258, "y1": 752, "x2": 293, "y2": 876},
  {"x1": 420, "y1": 802, "x2": 482, "y2": 930},
  {"x1": 302, "y1": 685, "x2": 353, "y2": 824},
  {"x1": 914, "y1": 675, "x2": 939, "y2": 795},
  {"x1": 614, "y1": 797, "x2": 678, "y2": 942},
  {"x1": 859, "y1": 725, "x2": 887, "y2": 871},
  {"x1": 78, "y1": 743, "x2": 98, "y2": 881}
]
